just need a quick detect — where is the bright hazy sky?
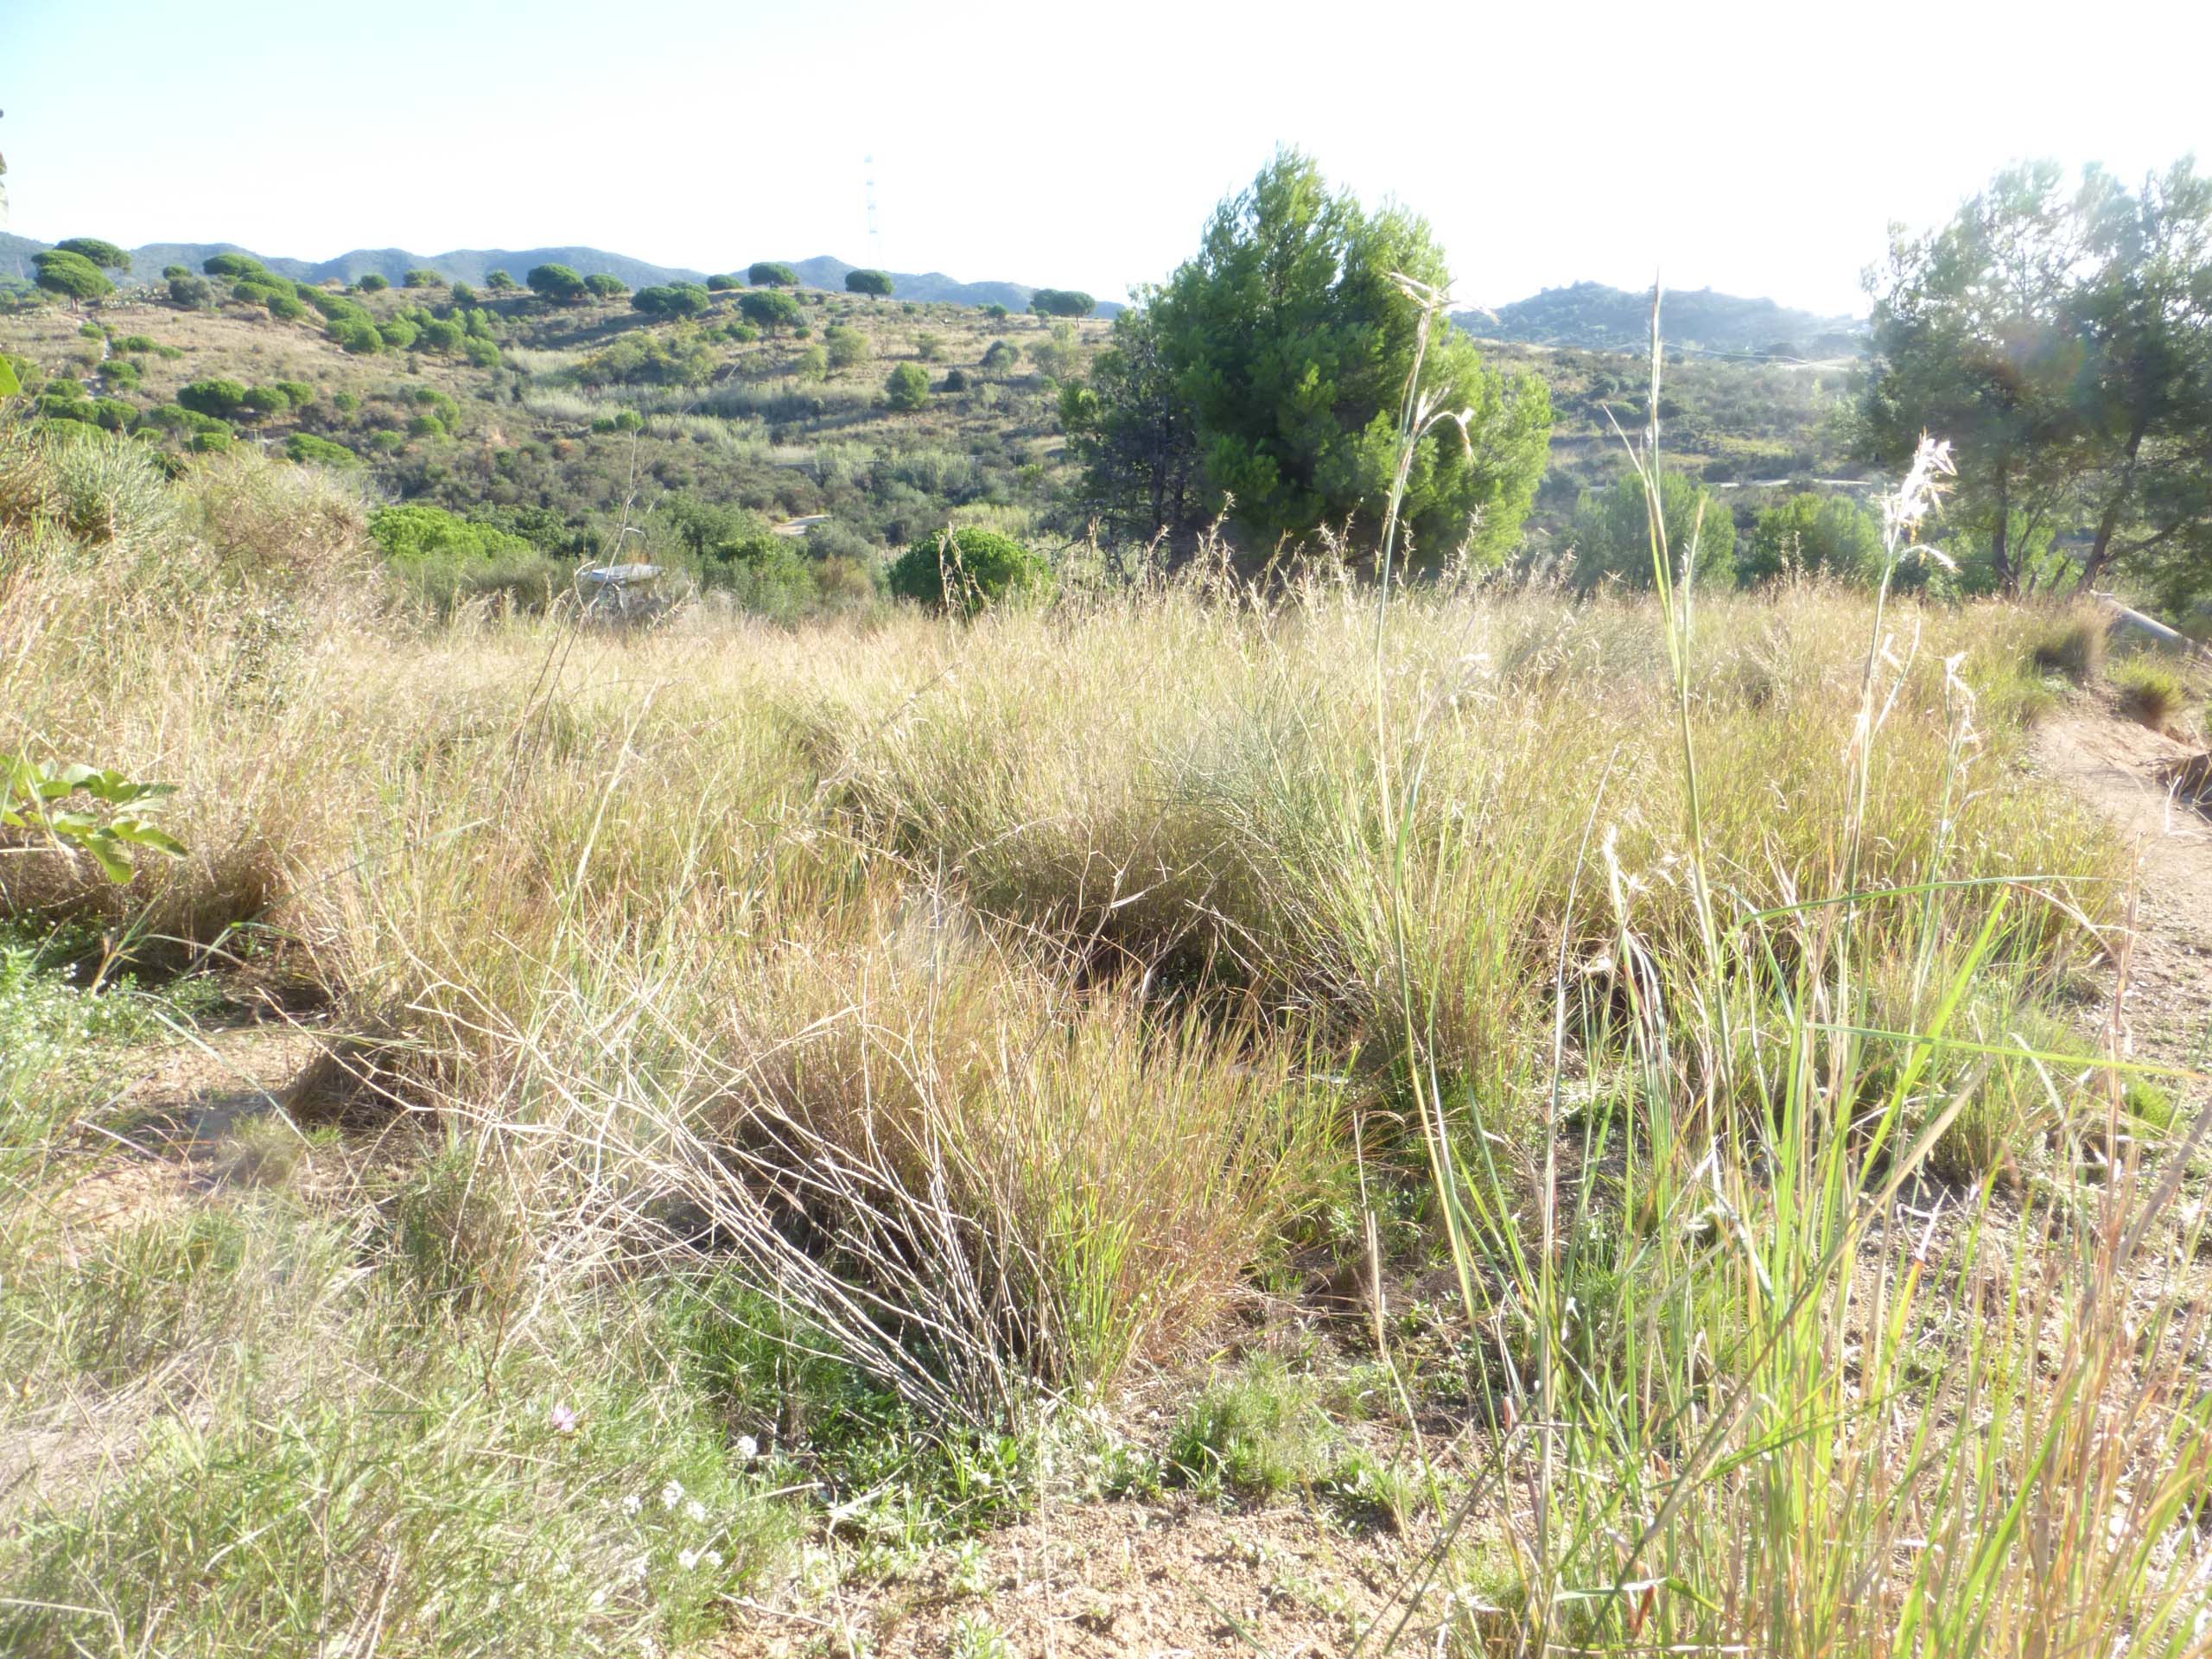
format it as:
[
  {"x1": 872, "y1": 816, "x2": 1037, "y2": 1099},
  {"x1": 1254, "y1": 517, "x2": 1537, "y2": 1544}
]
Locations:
[{"x1": 4, "y1": 0, "x2": 2207, "y2": 316}]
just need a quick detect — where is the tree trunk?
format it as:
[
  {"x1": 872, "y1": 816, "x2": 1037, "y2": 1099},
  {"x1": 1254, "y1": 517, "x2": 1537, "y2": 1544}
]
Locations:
[
  {"x1": 2078, "y1": 421, "x2": 2148, "y2": 591},
  {"x1": 1991, "y1": 460, "x2": 2017, "y2": 596}
]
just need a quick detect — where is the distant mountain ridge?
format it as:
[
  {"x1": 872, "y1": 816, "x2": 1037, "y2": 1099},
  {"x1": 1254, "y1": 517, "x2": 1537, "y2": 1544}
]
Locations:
[
  {"x1": 0, "y1": 232, "x2": 1122, "y2": 315},
  {"x1": 1452, "y1": 281, "x2": 1866, "y2": 357}
]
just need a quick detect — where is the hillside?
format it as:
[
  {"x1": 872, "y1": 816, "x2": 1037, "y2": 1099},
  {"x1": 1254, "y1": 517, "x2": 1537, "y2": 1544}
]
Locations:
[
  {"x1": 1454, "y1": 279, "x2": 1866, "y2": 356},
  {"x1": 0, "y1": 232, "x2": 1115, "y2": 315}
]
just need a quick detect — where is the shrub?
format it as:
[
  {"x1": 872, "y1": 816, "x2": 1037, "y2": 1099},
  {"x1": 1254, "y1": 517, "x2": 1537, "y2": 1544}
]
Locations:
[
  {"x1": 845, "y1": 269, "x2": 893, "y2": 298},
  {"x1": 449, "y1": 282, "x2": 477, "y2": 305},
  {"x1": 461, "y1": 337, "x2": 501, "y2": 369},
  {"x1": 368, "y1": 503, "x2": 537, "y2": 567},
  {"x1": 357, "y1": 272, "x2": 391, "y2": 292},
  {"x1": 403, "y1": 268, "x2": 444, "y2": 289},
  {"x1": 739, "y1": 289, "x2": 802, "y2": 332},
  {"x1": 178, "y1": 379, "x2": 249, "y2": 420},
  {"x1": 332, "y1": 319, "x2": 382, "y2": 355},
  {"x1": 983, "y1": 302, "x2": 1010, "y2": 320},
  {"x1": 416, "y1": 318, "x2": 464, "y2": 353},
  {"x1": 883, "y1": 362, "x2": 931, "y2": 410},
  {"x1": 2112, "y1": 655, "x2": 2190, "y2": 730},
  {"x1": 823, "y1": 325, "x2": 870, "y2": 371},
  {"x1": 526, "y1": 264, "x2": 588, "y2": 305},
  {"x1": 706, "y1": 274, "x2": 741, "y2": 291},
  {"x1": 115, "y1": 335, "x2": 158, "y2": 354},
  {"x1": 484, "y1": 269, "x2": 518, "y2": 292},
  {"x1": 981, "y1": 339, "x2": 1020, "y2": 372},
  {"x1": 913, "y1": 332, "x2": 943, "y2": 361},
  {"x1": 632, "y1": 283, "x2": 710, "y2": 319},
  {"x1": 283, "y1": 433, "x2": 360, "y2": 467},
  {"x1": 1570, "y1": 470, "x2": 1738, "y2": 590},
  {"x1": 584, "y1": 273, "x2": 628, "y2": 301},
  {"x1": 796, "y1": 344, "x2": 830, "y2": 382},
  {"x1": 747, "y1": 262, "x2": 799, "y2": 288},
  {"x1": 273, "y1": 381, "x2": 315, "y2": 408},
  {"x1": 887, "y1": 525, "x2": 1052, "y2": 613},
  {"x1": 165, "y1": 272, "x2": 213, "y2": 308},
  {"x1": 942, "y1": 368, "x2": 969, "y2": 392},
  {"x1": 1744, "y1": 492, "x2": 1885, "y2": 584},
  {"x1": 239, "y1": 386, "x2": 289, "y2": 416},
  {"x1": 202, "y1": 252, "x2": 265, "y2": 279}
]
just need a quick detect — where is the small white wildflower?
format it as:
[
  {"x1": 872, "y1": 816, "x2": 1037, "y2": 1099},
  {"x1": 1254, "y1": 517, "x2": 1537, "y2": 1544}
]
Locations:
[
  {"x1": 733, "y1": 1434, "x2": 760, "y2": 1463},
  {"x1": 683, "y1": 1498, "x2": 708, "y2": 1524},
  {"x1": 677, "y1": 1548, "x2": 701, "y2": 1571},
  {"x1": 589, "y1": 1587, "x2": 607, "y2": 1609},
  {"x1": 659, "y1": 1479, "x2": 684, "y2": 1510},
  {"x1": 703, "y1": 1549, "x2": 724, "y2": 1569},
  {"x1": 621, "y1": 1492, "x2": 642, "y2": 1516}
]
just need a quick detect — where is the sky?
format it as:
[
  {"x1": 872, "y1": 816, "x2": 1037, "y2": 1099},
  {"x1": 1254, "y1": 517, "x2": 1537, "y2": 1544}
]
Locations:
[{"x1": 3, "y1": 0, "x2": 2208, "y2": 317}]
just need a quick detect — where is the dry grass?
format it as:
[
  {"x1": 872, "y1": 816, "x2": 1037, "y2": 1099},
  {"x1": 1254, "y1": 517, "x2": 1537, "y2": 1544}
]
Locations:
[{"x1": 4, "y1": 430, "x2": 2207, "y2": 1656}]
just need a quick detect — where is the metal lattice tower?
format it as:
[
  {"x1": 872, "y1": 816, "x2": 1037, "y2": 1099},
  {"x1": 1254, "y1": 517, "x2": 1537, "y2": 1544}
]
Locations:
[{"x1": 863, "y1": 155, "x2": 880, "y2": 266}]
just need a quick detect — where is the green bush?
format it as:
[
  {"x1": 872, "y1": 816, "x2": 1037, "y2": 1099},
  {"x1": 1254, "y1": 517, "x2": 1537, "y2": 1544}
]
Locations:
[
  {"x1": 824, "y1": 325, "x2": 869, "y2": 371},
  {"x1": 1743, "y1": 492, "x2": 1885, "y2": 584},
  {"x1": 981, "y1": 339, "x2": 1019, "y2": 372},
  {"x1": 747, "y1": 262, "x2": 799, "y2": 288},
  {"x1": 202, "y1": 252, "x2": 266, "y2": 279},
  {"x1": 115, "y1": 335, "x2": 159, "y2": 353},
  {"x1": 983, "y1": 302, "x2": 1010, "y2": 321},
  {"x1": 484, "y1": 270, "x2": 517, "y2": 292},
  {"x1": 416, "y1": 318, "x2": 465, "y2": 353},
  {"x1": 240, "y1": 385, "x2": 289, "y2": 416},
  {"x1": 796, "y1": 344, "x2": 830, "y2": 382},
  {"x1": 1570, "y1": 471, "x2": 1738, "y2": 590},
  {"x1": 177, "y1": 379, "x2": 249, "y2": 419},
  {"x1": 332, "y1": 319, "x2": 382, "y2": 355},
  {"x1": 739, "y1": 289, "x2": 802, "y2": 332},
  {"x1": 584, "y1": 273, "x2": 628, "y2": 301},
  {"x1": 706, "y1": 274, "x2": 741, "y2": 291},
  {"x1": 884, "y1": 362, "x2": 931, "y2": 411},
  {"x1": 449, "y1": 282, "x2": 477, "y2": 306},
  {"x1": 527, "y1": 264, "x2": 588, "y2": 304},
  {"x1": 845, "y1": 269, "x2": 893, "y2": 298},
  {"x1": 369, "y1": 504, "x2": 537, "y2": 567},
  {"x1": 283, "y1": 433, "x2": 360, "y2": 467},
  {"x1": 166, "y1": 272, "x2": 213, "y2": 308},
  {"x1": 887, "y1": 526, "x2": 1052, "y2": 613},
  {"x1": 632, "y1": 283, "x2": 710, "y2": 319},
  {"x1": 357, "y1": 272, "x2": 391, "y2": 292},
  {"x1": 378, "y1": 320, "x2": 420, "y2": 351},
  {"x1": 403, "y1": 268, "x2": 444, "y2": 289}
]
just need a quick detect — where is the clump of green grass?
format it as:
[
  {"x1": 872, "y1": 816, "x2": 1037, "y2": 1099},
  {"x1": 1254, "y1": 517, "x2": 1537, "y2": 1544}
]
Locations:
[
  {"x1": 2111, "y1": 651, "x2": 2190, "y2": 730},
  {"x1": 1166, "y1": 1360, "x2": 1332, "y2": 1498},
  {"x1": 2028, "y1": 608, "x2": 2109, "y2": 681}
]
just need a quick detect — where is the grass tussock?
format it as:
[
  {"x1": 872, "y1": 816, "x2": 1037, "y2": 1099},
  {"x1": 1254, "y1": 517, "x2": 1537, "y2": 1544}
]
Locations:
[{"x1": 2112, "y1": 650, "x2": 2193, "y2": 731}]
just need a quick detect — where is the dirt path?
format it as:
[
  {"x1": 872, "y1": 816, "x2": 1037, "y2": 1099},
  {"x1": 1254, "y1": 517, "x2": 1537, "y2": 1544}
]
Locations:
[
  {"x1": 2031, "y1": 709, "x2": 2212, "y2": 1072},
  {"x1": 40, "y1": 1017, "x2": 327, "y2": 1262}
]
